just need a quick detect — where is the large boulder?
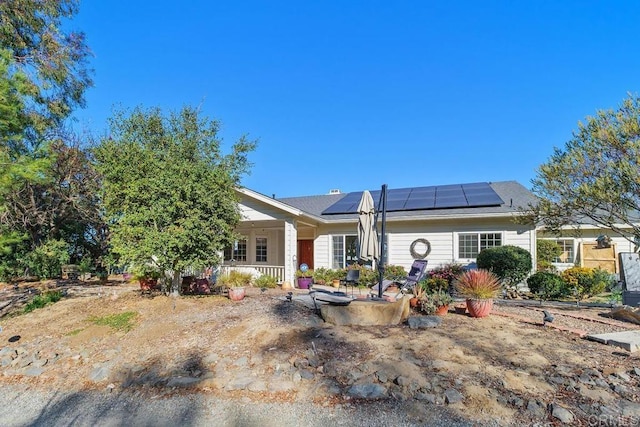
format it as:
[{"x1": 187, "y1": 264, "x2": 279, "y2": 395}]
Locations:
[{"x1": 320, "y1": 297, "x2": 410, "y2": 326}]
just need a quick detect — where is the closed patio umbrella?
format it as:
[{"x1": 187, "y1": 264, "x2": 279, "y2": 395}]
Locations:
[{"x1": 357, "y1": 190, "x2": 379, "y2": 264}]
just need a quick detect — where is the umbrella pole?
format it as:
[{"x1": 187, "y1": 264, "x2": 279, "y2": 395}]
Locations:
[{"x1": 378, "y1": 184, "x2": 387, "y2": 299}]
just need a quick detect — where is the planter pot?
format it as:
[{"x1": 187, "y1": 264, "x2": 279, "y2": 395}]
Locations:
[
  {"x1": 332, "y1": 279, "x2": 341, "y2": 288},
  {"x1": 409, "y1": 297, "x2": 419, "y2": 308},
  {"x1": 435, "y1": 304, "x2": 449, "y2": 316},
  {"x1": 139, "y1": 278, "x2": 158, "y2": 292},
  {"x1": 466, "y1": 299, "x2": 493, "y2": 318},
  {"x1": 297, "y1": 277, "x2": 312, "y2": 289},
  {"x1": 228, "y1": 287, "x2": 246, "y2": 301}
]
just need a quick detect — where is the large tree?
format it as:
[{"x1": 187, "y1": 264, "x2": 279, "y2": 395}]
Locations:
[
  {"x1": 532, "y1": 94, "x2": 640, "y2": 246},
  {"x1": 0, "y1": 0, "x2": 97, "y2": 279},
  {"x1": 94, "y1": 106, "x2": 256, "y2": 293},
  {"x1": 0, "y1": 0, "x2": 93, "y2": 149}
]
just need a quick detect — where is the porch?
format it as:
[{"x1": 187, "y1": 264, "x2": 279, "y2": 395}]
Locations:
[{"x1": 220, "y1": 264, "x2": 286, "y2": 283}]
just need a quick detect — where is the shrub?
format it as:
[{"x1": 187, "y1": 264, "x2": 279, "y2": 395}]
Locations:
[
  {"x1": 454, "y1": 269, "x2": 502, "y2": 300},
  {"x1": 218, "y1": 271, "x2": 253, "y2": 288},
  {"x1": 254, "y1": 274, "x2": 278, "y2": 288},
  {"x1": 24, "y1": 290, "x2": 63, "y2": 313},
  {"x1": 477, "y1": 246, "x2": 532, "y2": 290},
  {"x1": 345, "y1": 264, "x2": 378, "y2": 287},
  {"x1": 428, "y1": 263, "x2": 466, "y2": 284},
  {"x1": 24, "y1": 239, "x2": 71, "y2": 279},
  {"x1": 311, "y1": 267, "x2": 332, "y2": 285},
  {"x1": 536, "y1": 240, "x2": 562, "y2": 272},
  {"x1": 561, "y1": 266, "x2": 609, "y2": 301},
  {"x1": 526, "y1": 271, "x2": 566, "y2": 301},
  {"x1": 383, "y1": 264, "x2": 407, "y2": 281},
  {"x1": 420, "y1": 277, "x2": 449, "y2": 294}
]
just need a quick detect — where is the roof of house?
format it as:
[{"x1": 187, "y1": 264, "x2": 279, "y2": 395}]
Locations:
[{"x1": 277, "y1": 181, "x2": 537, "y2": 221}]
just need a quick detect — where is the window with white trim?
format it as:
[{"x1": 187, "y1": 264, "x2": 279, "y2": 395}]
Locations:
[
  {"x1": 255, "y1": 237, "x2": 267, "y2": 263},
  {"x1": 331, "y1": 235, "x2": 358, "y2": 269},
  {"x1": 553, "y1": 239, "x2": 574, "y2": 263},
  {"x1": 458, "y1": 232, "x2": 502, "y2": 259},
  {"x1": 224, "y1": 239, "x2": 247, "y2": 262}
]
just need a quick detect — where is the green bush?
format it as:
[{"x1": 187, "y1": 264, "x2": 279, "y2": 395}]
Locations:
[
  {"x1": 477, "y1": 246, "x2": 532, "y2": 290},
  {"x1": 428, "y1": 263, "x2": 466, "y2": 284},
  {"x1": 0, "y1": 231, "x2": 29, "y2": 281},
  {"x1": 24, "y1": 239, "x2": 71, "y2": 279},
  {"x1": 254, "y1": 274, "x2": 278, "y2": 288},
  {"x1": 218, "y1": 270, "x2": 253, "y2": 287},
  {"x1": 383, "y1": 264, "x2": 407, "y2": 281},
  {"x1": 24, "y1": 291, "x2": 63, "y2": 313},
  {"x1": 536, "y1": 240, "x2": 562, "y2": 272},
  {"x1": 561, "y1": 266, "x2": 609, "y2": 301},
  {"x1": 420, "y1": 277, "x2": 449, "y2": 293},
  {"x1": 312, "y1": 267, "x2": 334, "y2": 285},
  {"x1": 526, "y1": 271, "x2": 566, "y2": 300}
]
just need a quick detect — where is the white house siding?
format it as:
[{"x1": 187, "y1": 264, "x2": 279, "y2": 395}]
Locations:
[
  {"x1": 311, "y1": 216, "x2": 536, "y2": 273},
  {"x1": 238, "y1": 199, "x2": 287, "y2": 222},
  {"x1": 538, "y1": 228, "x2": 635, "y2": 273}
]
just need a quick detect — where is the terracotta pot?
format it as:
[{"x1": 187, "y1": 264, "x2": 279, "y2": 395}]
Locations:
[
  {"x1": 228, "y1": 287, "x2": 246, "y2": 301},
  {"x1": 139, "y1": 278, "x2": 157, "y2": 292},
  {"x1": 435, "y1": 304, "x2": 449, "y2": 316},
  {"x1": 409, "y1": 297, "x2": 419, "y2": 308},
  {"x1": 466, "y1": 299, "x2": 493, "y2": 318},
  {"x1": 332, "y1": 279, "x2": 341, "y2": 288}
]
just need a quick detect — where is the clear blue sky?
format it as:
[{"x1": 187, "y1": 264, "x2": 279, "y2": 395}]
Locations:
[{"x1": 71, "y1": 1, "x2": 640, "y2": 198}]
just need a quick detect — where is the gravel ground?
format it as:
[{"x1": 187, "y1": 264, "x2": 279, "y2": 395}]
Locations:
[
  {"x1": 493, "y1": 300, "x2": 636, "y2": 335},
  {"x1": 0, "y1": 384, "x2": 479, "y2": 427}
]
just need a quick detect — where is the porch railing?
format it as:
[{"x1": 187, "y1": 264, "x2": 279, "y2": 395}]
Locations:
[{"x1": 220, "y1": 264, "x2": 285, "y2": 283}]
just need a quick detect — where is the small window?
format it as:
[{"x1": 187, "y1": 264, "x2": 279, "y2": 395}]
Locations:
[
  {"x1": 458, "y1": 232, "x2": 502, "y2": 259},
  {"x1": 553, "y1": 239, "x2": 574, "y2": 263},
  {"x1": 256, "y1": 237, "x2": 267, "y2": 263},
  {"x1": 224, "y1": 239, "x2": 247, "y2": 262}
]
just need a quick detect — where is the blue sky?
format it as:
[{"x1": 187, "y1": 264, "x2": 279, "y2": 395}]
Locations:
[{"x1": 72, "y1": 1, "x2": 640, "y2": 198}]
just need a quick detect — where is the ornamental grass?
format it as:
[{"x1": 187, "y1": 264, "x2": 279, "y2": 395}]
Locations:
[{"x1": 454, "y1": 269, "x2": 502, "y2": 300}]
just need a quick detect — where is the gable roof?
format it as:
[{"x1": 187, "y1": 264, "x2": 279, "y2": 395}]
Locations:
[{"x1": 278, "y1": 181, "x2": 537, "y2": 222}]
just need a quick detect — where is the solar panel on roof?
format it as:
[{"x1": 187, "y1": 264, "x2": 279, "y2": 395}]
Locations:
[{"x1": 321, "y1": 182, "x2": 503, "y2": 215}]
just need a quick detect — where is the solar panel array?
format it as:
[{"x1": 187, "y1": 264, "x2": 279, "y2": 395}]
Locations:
[{"x1": 322, "y1": 182, "x2": 504, "y2": 215}]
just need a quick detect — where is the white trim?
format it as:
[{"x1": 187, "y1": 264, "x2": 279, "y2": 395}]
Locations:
[
  {"x1": 453, "y1": 231, "x2": 504, "y2": 263},
  {"x1": 236, "y1": 187, "x2": 303, "y2": 216}
]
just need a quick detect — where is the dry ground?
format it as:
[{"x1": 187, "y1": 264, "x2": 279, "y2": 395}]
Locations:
[{"x1": 0, "y1": 279, "x2": 639, "y2": 426}]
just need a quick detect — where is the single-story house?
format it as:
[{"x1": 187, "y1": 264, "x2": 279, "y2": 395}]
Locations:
[{"x1": 221, "y1": 181, "x2": 547, "y2": 284}]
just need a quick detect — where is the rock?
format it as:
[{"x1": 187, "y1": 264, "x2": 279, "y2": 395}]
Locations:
[
  {"x1": 595, "y1": 379, "x2": 609, "y2": 388},
  {"x1": 616, "y1": 372, "x2": 631, "y2": 382},
  {"x1": 268, "y1": 378, "x2": 295, "y2": 392},
  {"x1": 299, "y1": 369, "x2": 314, "y2": 380},
  {"x1": 548, "y1": 376, "x2": 565, "y2": 385},
  {"x1": 621, "y1": 400, "x2": 640, "y2": 417},
  {"x1": 0, "y1": 356, "x2": 11, "y2": 367},
  {"x1": 509, "y1": 396, "x2": 524, "y2": 408},
  {"x1": 578, "y1": 374, "x2": 595, "y2": 385},
  {"x1": 444, "y1": 388, "x2": 464, "y2": 404},
  {"x1": 226, "y1": 375, "x2": 254, "y2": 391},
  {"x1": 407, "y1": 316, "x2": 442, "y2": 329},
  {"x1": 292, "y1": 372, "x2": 302, "y2": 383},
  {"x1": 89, "y1": 366, "x2": 110, "y2": 382},
  {"x1": 24, "y1": 367, "x2": 44, "y2": 377},
  {"x1": 321, "y1": 297, "x2": 410, "y2": 326},
  {"x1": 415, "y1": 392, "x2": 437, "y2": 404},
  {"x1": 0, "y1": 347, "x2": 16, "y2": 358},
  {"x1": 31, "y1": 358, "x2": 47, "y2": 368},
  {"x1": 203, "y1": 352, "x2": 219, "y2": 364},
  {"x1": 347, "y1": 383, "x2": 388, "y2": 399},
  {"x1": 293, "y1": 358, "x2": 309, "y2": 369},
  {"x1": 633, "y1": 367, "x2": 640, "y2": 377},
  {"x1": 376, "y1": 371, "x2": 388, "y2": 383},
  {"x1": 526, "y1": 400, "x2": 546, "y2": 418},
  {"x1": 395, "y1": 376, "x2": 410, "y2": 387},
  {"x1": 550, "y1": 404, "x2": 574, "y2": 423},
  {"x1": 166, "y1": 376, "x2": 200, "y2": 387},
  {"x1": 233, "y1": 356, "x2": 248, "y2": 367}
]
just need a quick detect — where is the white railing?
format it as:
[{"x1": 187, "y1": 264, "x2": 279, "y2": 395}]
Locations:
[{"x1": 219, "y1": 264, "x2": 285, "y2": 283}]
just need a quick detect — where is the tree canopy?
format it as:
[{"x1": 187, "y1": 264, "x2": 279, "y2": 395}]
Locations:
[
  {"x1": 93, "y1": 106, "x2": 256, "y2": 292},
  {"x1": 532, "y1": 94, "x2": 640, "y2": 246}
]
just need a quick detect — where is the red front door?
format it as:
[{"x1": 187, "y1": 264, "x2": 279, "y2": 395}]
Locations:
[{"x1": 297, "y1": 240, "x2": 314, "y2": 269}]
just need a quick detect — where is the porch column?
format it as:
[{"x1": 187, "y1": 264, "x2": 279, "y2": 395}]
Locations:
[{"x1": 284, "y1": 219, "x2": 298, "y2": 285}]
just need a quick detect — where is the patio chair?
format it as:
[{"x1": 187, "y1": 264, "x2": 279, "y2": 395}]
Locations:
[
  {"x1": 343, "y1": 268, "x2": 360, "y2": 297},
  {"x1": 371, "y1": 259, "x2": 429, "y2": 296}
]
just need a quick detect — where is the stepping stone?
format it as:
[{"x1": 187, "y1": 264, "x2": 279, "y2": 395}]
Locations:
[{"x1": 587, "y1": 330, "x2": 640, "y2": 352}]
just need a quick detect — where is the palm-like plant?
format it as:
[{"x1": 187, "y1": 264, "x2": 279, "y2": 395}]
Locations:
[{"x1": 454, "y1": 269, "x2": 501, "y2": 300}]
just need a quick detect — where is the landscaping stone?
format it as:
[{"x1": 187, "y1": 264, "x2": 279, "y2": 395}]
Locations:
[
  {"x1": 321, "y1": 297, "x2": 410, "y2": 326},
  {"x1": 299, "y1": 369, "x2": 314, "y2": 380},
  {"x1": 226, "y1": 375, "x2": 255, "y2": 391},
  {"x1": 89, "y1": 366, "x2": 110, "y2": 382},
  {"x1": 267, "y1": 378, "x2": 295, "y2": 392},
  {"x1": 526, "y1": 400, "x2": 546, "y2": 418},
  {"x1": 23, "y1": 367, "x2": 44, "y2": 377},
  {"x1": 347, "y1": 383, "x2": 388, "y2": 399},
  {"x1": 621, "y1": 399, "x2": 640, "y2": 417},
  {"x1": 415, "y1": 392, "x2": 437, "y2": 403},
  {"x1": 407, "y1": 316, "x2": 442, "y2": 329},
  {"x1": 247, "y1": 380, "x2": 267, "y2": 392},
  {"x1": 443, "y1": 388, "x2": 464, "y2": 404},
  {"x1": 550, "y1": 404, "x2": 574, "y2": 423},
  {"x1": 395, "y1": 376, "x2": 410, "y2": 387},
  {"x1": 578, "y1": 374, "x2": 595, "y2": 385}
]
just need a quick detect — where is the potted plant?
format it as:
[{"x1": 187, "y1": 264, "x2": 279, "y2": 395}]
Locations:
[
  {"x1": 295, "y1": 269, "x2": 313, "y2": 289},
  {"x1": 430, "y1": 290, "x2": 453, "y2": 315},
  {"x1": 218, "y1": 271, "x2": 252, "y2": 301},
  {"x1": 454, "y1": 269, "x2": 501, "y2": 318},
  {"x1": 133, "y1": 265, "x2": 161, "y2": 291},
  {"x1": 411, "y1": 280, "x2": 428, "y2": 308}
]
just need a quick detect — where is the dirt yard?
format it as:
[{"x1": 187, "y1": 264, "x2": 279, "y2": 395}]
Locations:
[{"x1": 0, "y1": 279, "x2": 639, "y2": 426}]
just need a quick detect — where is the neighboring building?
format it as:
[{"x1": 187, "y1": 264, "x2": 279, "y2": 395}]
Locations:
[{"x1": 223, "y1": 181, "x2": 539, "y2": 284}]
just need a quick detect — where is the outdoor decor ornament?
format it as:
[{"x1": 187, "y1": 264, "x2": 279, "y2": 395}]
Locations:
[
  {"x1": 410, "y1": 238, "x2": 431, "y2": 259},
  {"x1": 596, "y1": 234, "x2": 612, "y2": 249}
]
